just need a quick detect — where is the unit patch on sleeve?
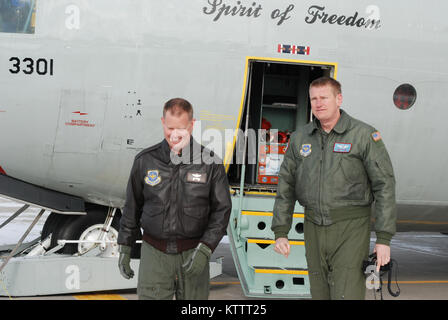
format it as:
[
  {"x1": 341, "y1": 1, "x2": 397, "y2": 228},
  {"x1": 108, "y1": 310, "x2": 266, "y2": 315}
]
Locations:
[
  {"x1": 372, "y1": 131, "x2": 382, "y2": 142},
  {"x1": 333, "y1": 143, "x2": 352, "y2": 153}
]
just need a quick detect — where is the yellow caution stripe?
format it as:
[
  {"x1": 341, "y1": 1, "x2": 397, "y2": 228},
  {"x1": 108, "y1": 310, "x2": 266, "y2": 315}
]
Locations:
[
  {"x1": 247, "y1": 238, "x2": 305, "y2": 246},
  {"x1": 391, "y1": 280, "x2": 448, "y2": 284},
  {"x1": 242, "y1": 211, "x2": 304, "y2": 218},
  {"x1": 73, "y1": 294, "x2": 127, "y2": 300},
  {"x1": 397, "y1": 219, "x2": 448, "y2": 226},
  {"x1": 254, "y1": 268, "x2": 309, "y2": 275},
  {"x1": 244, "y1": 191, "x2": 277, "y2": 196},
  {"x1": 210, "y1": 281, "x2": 241, "y2": 285}
]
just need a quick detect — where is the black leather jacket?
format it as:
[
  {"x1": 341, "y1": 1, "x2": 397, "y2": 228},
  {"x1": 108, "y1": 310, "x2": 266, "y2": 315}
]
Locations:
[{"x1": 117, "y1": 138, "x2": 232, "y2": 252}]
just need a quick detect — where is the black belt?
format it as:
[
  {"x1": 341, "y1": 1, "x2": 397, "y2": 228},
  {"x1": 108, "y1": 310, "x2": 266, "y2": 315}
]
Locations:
[{"x1": 142, "y1": 232, "x2": 200, "y2": 254}]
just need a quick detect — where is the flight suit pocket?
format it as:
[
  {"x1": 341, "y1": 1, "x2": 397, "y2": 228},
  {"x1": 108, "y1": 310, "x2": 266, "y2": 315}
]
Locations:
[
  {"x1": 337, "y1": 158, "x2": 367, "y2": 201},
  {"x1": 141, "y1": 205, "x2": 164, "y2": 234},
  {"x1": 328, "y1": 267, "x2": 349, "y2": 300},
  {"x1": 181, "y1": 206, "x2": 209, "y2": 237},
  {"x1": 375, "y1": 158, "x2": 394, "y2": 178},
  {"x1": 294, "y1": 157, "x2": 311, "y2": 205},
  {"x1": 138, "y1": 284, "x2": 161, "y2": 300},
  {"x1": 329, "y1": 266, "x2": 366, "y2": 300},
  {"x1": 182, "y1": 171, "x2": 210, "y2": 206},
  {"x1": 339, "y1": 157, "x2": 366, "y2": 184}
]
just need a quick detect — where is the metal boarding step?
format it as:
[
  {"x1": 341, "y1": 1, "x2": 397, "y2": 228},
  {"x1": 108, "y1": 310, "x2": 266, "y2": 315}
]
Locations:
[
  {"x1": 228, "y1": 193, "x2": 311, "y2": 298},
  {"x1": 0, "y1": 255, "x2": 223, "y2": 297},
  {"x1": 0, "y1": 204, "x2": 224, "y2": 297},
  {"x1": 253, "y1": 267, "x2": 309, "y2": 295}
]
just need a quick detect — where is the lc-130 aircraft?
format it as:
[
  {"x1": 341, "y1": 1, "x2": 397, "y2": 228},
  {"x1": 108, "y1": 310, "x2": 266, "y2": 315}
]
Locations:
[{"x1": 0, "y1": 0, "x2": 447, "y2": 298}]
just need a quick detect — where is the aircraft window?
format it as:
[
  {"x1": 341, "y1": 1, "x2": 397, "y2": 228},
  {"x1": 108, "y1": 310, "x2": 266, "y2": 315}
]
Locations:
[
  {"x1": 0, "y1": 0, "x2": 37, "y2": 34},
  {"x1": 393, "y1": 84, "x2": 417, "y2": 110}
]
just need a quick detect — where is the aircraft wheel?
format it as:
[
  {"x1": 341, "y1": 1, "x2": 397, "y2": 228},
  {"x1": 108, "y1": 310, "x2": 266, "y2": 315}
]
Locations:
[
  {"x1": 41, "y1": 212, "x2": 78, "y2": 250},
  {"x1": 76, "y1": 222, "x2": 119, "y2": 257},
  {"x1": 41, "y1": 205, "x2": 121, "y2": 256},
  {"x1": 41, "y1": 205, "x2": 141, "y2": 257},
  {"x1": 55, "y1": 206, "x2": 121, "y2": 255}
]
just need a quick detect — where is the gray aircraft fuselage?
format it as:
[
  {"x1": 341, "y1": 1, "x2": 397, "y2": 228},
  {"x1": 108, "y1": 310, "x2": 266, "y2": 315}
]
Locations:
[{"x1": 0, "y1": 0, "x2": 447, "y2": 230}]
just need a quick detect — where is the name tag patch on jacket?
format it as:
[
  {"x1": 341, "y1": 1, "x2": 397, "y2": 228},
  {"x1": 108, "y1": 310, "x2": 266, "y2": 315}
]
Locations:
[
  {"x1": 333, "y1": 143, "x2": 352, "y2": 153},
  {"x1": 187, "y1": 172, "x2": 207, "y2": 183},
  {"x1": 145, "y1": 170, "x2": 161, "y2": 186},
  {"x1": 300, "y1": 144, "x2": 312, "y2": 157}
]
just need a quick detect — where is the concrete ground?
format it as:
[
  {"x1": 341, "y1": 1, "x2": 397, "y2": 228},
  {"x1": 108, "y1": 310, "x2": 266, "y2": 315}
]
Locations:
[{"x1": 2, "y1": 232, "x2": 447, "y2": 301}]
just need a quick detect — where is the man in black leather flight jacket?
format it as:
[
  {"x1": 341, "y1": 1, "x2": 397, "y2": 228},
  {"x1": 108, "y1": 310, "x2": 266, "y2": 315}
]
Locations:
[{"x1": 117, "y1": 98, "x2": 232, "y2": 300}]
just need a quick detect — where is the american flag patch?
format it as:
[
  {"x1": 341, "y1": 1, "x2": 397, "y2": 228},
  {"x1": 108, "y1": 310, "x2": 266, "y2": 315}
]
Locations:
[
  {"x1": 277, "y1": 44, "x2": 310, "y2": 55},
  {"x1": 372, "y1": 131, "x2": 382, "y2": 142}
]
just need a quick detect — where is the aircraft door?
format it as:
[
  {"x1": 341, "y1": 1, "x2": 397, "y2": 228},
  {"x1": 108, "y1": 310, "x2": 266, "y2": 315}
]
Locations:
[
  {"x1": 53, "y1": 89, "x2": 108, "y2": 154},
  {"x1": 227, "y1": 59, "x2": 336, "y2": 298}
]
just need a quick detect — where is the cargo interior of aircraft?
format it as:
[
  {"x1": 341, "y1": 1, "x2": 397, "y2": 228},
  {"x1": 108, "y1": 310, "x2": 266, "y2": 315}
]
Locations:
[{"x1": 227, "y1": 61, "x2": 331, "y2": 190}]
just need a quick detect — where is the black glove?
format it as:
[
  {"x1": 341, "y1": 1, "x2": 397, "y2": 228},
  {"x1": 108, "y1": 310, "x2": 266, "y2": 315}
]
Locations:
[
  {"x1": 182, "y1": 243, "x2": 212, "y2": 278},
  {"x1": 118, "y1": 245, "x2": 134, "y2": 279}
]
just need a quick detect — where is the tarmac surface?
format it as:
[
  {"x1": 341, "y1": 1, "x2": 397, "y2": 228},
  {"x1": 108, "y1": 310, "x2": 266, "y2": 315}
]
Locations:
[
  {"x1": 1, "y1": 232, "x2": 448, "y2": 301},
  {"x1": 1, "y1": 197, "x2": 448, "y2": 301}
]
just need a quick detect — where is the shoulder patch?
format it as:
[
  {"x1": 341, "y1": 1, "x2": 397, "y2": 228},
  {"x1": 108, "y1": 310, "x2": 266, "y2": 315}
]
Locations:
[{"x1": 371, "y1": 131, "x2": 382, "y2": 142}]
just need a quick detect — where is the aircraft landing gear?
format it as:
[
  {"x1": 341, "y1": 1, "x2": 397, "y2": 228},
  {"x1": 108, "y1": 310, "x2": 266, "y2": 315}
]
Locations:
[{"x1": 40, "y1": 204, "x2": 122, "y2": 257}]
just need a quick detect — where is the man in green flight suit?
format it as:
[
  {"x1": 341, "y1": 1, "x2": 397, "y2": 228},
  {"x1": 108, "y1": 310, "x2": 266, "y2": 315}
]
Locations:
[{"x1": 272, "y1": 77, "x2": 396, "y2": 300}]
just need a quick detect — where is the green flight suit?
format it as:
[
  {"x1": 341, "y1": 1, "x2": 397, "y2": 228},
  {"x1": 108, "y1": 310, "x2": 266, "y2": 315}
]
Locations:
[
  {"x1": 272, "y1": 109, "x2": 396, "y2": 300},
  {"x1": 137, "y1": 241, "x2": 210, "y2": 300}
]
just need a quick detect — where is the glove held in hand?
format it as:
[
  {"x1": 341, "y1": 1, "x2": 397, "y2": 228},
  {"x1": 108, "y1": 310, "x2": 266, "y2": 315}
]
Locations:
[
  {"x1": 118, "y1": 245, "x2": 134, "y2": 279},
  {"x1": 182, "y1": 243, "x2": 212, "y2": 277}
]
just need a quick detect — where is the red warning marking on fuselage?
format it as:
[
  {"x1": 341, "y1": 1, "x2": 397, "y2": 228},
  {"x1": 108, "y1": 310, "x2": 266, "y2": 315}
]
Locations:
[{"x1": 72, "y1": 111, "x2": 88, "y2": 115}]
